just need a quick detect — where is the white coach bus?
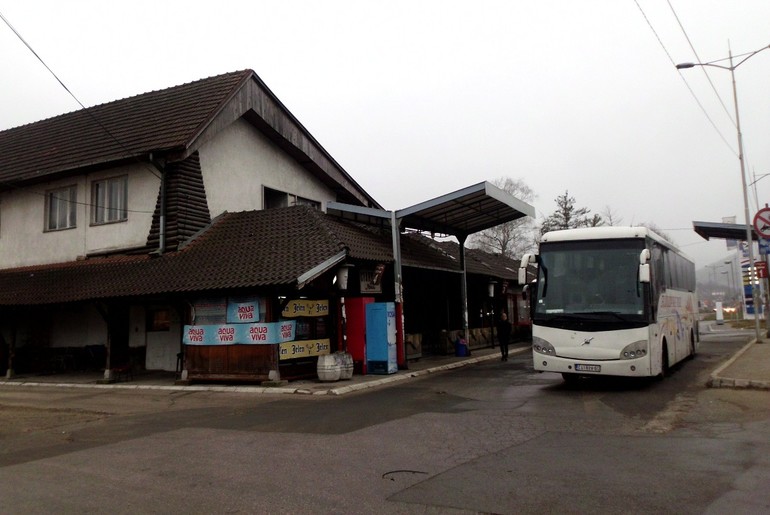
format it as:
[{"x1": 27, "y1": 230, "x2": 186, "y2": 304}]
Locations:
[{"x1": 519, "y1": 226, "x2": 698, "y2": 383}]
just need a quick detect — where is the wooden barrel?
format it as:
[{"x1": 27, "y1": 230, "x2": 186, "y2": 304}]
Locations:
[
  {"x1": 317, "y1": 354, "x2": 341, "y2": 382},
  {"x1": 338, "y1": 352, "x2": 353, "y2": 380}
]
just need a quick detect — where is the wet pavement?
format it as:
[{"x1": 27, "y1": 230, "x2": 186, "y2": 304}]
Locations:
[
  {"x1": 0, "y1": 345, "x2": 528, "y2": 396},
  {"x1": 1, "y1": 337, "x2": 768, "y2": 394}
]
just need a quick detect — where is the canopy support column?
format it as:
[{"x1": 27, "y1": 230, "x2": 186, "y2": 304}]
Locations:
[{"x1": 458, "y1": 233, "x2": 470, "y2": 351}]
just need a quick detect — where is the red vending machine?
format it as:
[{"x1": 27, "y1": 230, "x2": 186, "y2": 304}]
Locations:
[{"x1": 345, "y1": 297, "x2": 374, "y2": 375}]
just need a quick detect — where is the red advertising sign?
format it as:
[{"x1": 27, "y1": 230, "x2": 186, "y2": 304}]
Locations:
[{"x1": 755, "y1": 261, "x2": 768, "y2": 279}]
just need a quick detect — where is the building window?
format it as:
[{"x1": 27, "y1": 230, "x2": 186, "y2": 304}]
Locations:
[
  {"x1": 146, "y1": 308, "x2": 171, "y2": 332},
  {"x1": 264, "y1": 186, "x2": 320, "y2": 210},
  {"x1": 45, "y1": 185, "x2": 77, "y2": 231},
  {"x1": 91, "y1": 176, "x2": 127, "y2": 224},
  {"x1": 295, "y1": 196, "x2": 321, "y2": 209},
  {"x1": 264, "y1": 187, "x2": 289, "y2": 209}
]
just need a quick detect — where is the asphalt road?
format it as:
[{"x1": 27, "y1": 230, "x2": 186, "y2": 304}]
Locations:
[{"x1": 0, "y1": 330, "x2": 768, "y2": 514}]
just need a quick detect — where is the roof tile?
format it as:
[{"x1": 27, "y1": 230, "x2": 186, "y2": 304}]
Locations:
[
  {"x1": 0, "y1": 206, "x2": 481, "y2": 305},
  {"x1": 0, "y1": 70, "x2": 252, "y2": 184}
]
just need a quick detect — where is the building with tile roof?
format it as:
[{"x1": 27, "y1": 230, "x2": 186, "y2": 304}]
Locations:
[{"x1": 0, "y1": 71, "x2": 531, "y2": 383}]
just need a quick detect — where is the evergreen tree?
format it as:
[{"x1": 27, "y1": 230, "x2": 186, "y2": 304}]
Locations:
[{"x1": 540, "y1": 190, "x2": 603, "y2": 235}]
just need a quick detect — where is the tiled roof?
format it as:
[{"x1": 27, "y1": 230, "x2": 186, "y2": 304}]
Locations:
[
  {"x1": 0, "y1": 70, "x2": 252, "y2": 184},
  {"x1": 0, "y1": 206, "x2": 465, "y2": 306},
  {"x1": 432, "y1": 240, "x2": 519, "y2": 280},
  {"x1": 0, "y1": 207, "x2": 334, "y2": 305}
]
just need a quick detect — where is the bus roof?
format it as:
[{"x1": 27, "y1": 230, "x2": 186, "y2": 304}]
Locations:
[{"x1": 541, "y1": 226, "x2": 671, "y2": 247}]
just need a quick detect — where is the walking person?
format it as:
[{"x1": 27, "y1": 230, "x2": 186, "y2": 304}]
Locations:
[{"x1": 497, "y1": 311, "x2": 512, "y2": 361}]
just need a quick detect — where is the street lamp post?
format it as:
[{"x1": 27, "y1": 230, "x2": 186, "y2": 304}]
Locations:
[
  {"x1": 677, "y1": 43, "x2": 770, "y2": 342},
  {"x1": 724, "y1": 260, "x2": 735, "y2": 300},
  {"x1": 724, "y1": 260, "x2": 737, "y2": 320},
  {"x1": 749, "y1": 172, "x2": 770, "y2": 209}
]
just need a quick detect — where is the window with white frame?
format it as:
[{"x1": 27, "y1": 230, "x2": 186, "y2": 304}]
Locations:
[
  {"x1": 45, "y1": 185, "x2": 77, "y2": 231},
  {"x1": 91, "y1": 176, "x2": 127, "y2": 224}
]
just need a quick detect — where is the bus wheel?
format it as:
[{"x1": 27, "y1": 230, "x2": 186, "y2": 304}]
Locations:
[
  {"x1": 562, "y1": 373, "x2": 579, "y2": 385},
  {"x1": 659, "y1": 341, "x2": 670, "y2": 378},
  {"x1": 688, "y1": 331, "x2": 696, "y2": 360}
]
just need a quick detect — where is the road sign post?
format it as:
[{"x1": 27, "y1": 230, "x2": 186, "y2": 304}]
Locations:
[
  {"x1": 753, "y1": 206, "x2": 770, "y2": 239},
  {"x1": 753, "y1": 206, "x2": 770, "y2": 338}
]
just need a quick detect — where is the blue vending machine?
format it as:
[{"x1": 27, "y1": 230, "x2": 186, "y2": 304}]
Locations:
[{"x1": 365, "y1": 302, "x2": 397, "y2": 374}]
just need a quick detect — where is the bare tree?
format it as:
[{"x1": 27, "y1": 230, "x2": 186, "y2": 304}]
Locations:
[
  {"x1": 469, "y1": 177, "x2": 537, "y2": 258},
  {"x1": 602, "y1": 205, "x2": 623, "y2": 226},
  {"x1": 640, "y1": 222, "x2": 674, "y2": 243},
  {"x1": 540, "y1": 190, "x2": 603, "y2": 235}
]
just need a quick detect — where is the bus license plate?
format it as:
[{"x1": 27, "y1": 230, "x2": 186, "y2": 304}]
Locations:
[{"x1": 575, "y1": 364, "x2": 601, "y2": 373}]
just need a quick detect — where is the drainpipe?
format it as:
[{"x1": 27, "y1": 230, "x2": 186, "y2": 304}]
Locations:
[{"x1": 149, "y1": 154, "x2": 166, "y2": 254}]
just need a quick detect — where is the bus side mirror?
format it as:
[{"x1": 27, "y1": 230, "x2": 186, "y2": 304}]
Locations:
[
  {"x1": 639, "y1": 264, "x2": 650, "y2": 283},
  {"x1": 518, "y1": 253, "x2": 536, "y2": 285},
  {"x1": 639, "y1": 249, "x2": 651, "y2": 283}
]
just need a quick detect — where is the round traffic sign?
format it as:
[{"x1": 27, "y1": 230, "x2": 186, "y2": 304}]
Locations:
[{"x1": 754, "y1": 207, "x2": 770, "y2": 238}]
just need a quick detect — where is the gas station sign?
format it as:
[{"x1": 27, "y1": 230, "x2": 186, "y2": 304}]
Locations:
[{"x1": 756, "y1": 261, "x2": 768, "y2": 279}]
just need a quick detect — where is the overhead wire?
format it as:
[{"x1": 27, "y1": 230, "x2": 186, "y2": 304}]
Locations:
[
  {"x1": 666, "y1": 0, "x2": 736, "y2": 127},
  {"x1": 634, "y1": 0, "x2": 756, "y2": 258},
  {"x1": 0, "y1": 9, "x2": 163, "y2": 204},
  {"x1": 632, "y1": 0, "x2": 737, "y2": 157},
  {"x1": 666, "y1": 2, "x2": 768, "y2": 215}
]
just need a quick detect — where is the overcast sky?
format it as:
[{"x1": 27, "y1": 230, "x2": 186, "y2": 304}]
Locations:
[{"x1": 2, "y1": 1, "x2": 769, "y2": 269}]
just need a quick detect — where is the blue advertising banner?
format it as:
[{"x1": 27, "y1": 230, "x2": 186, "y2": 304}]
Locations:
[
  {"x1": 183, "y1": 320, "x2": 296, "y2": 346},
  {"x1": 227, "y1": 296, "x2": 265, "y2": 323}
]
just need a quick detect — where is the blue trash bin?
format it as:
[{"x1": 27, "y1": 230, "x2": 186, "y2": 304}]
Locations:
[{"x1": 455, "y1": 338, "x2": 468, "y2": 357}]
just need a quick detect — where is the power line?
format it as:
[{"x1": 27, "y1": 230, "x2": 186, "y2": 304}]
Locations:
[
  {"x1": 26, "y1": 184, "x2": 156, "y2": 216},
  {"x1": 665, "y1": 4, "x2": 768, "y2": 215},
  {"x1": 666, "y1": 0, "x2": 736, "y2": 127},
  {"x1": 0, "y1": 9, "x2": 161, "y2": 182},
  {"x1": 632, "y1": 0, "x2": 737, "y2": 157}
]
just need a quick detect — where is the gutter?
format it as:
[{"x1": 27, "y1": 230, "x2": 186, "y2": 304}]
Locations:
[
  {"x1": 149, "y1": 153, "x2": 166, "y2": 255},
  {"x1": 296, "y1": 250, "x2": 347, "y2": 290}
]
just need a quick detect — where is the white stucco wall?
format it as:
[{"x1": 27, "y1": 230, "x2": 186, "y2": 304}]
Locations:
[
  {"x1": 198, "y1": 118, "x2": 336, "y2": 217},
  {"x1": 145, "y1": 306, "x2": 182, "y2": 372},
  {"x1": 0, "y1": 163, "x2": 159, "y2": 269},
  {"x1": 45, "y1": 304, "x2": 179, "y2": 371}
]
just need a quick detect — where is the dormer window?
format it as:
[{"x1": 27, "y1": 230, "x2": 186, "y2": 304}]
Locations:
[
  {"x1": 264, "y1": 186, "x2": 320, "y2": 210},
  {"x1": 91, "y1": 176, "x2": 127, "y2": 224},
  {"x1": 45, "y1": 185, "x2": 77, "y2": 231}
]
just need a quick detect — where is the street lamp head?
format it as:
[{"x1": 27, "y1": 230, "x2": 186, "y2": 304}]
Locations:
[{"x1": 676, "y1": 62, "x2": 696, "y2": 69}]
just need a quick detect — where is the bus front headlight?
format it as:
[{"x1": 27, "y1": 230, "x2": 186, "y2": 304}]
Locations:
[
  {"x1": 533, "y1": 336, "x2": 556, "y2": 355},
  {"x1": 620, "y1": 340, "x2": 648, "y2": 360}
]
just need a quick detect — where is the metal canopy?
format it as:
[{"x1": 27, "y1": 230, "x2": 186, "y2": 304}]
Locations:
[
  {"x1": 326, "y1": 181, "x2": 536, "y2": 371},
  {"x1": 396, "y1": 181, "x2": 536, "y2": 236},
  {"x1": 693, "y1": 220, "x2": 758, "y2": 241},
  {"x1": 327, "y1": 181, "x2": 535, "y2": 236}
]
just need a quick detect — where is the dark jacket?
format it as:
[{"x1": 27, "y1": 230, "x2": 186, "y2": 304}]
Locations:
[{"x1": 497, "y1": 316, "x2": 512, "y2": 343}]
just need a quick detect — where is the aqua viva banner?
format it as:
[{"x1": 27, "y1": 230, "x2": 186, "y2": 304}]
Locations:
[{"x1": 183, "y1": 321, "x2": 296, "y2": 346}]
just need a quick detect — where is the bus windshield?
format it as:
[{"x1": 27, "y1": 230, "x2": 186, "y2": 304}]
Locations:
[{"x1": 535, "y1": 239, "x2": 646, "y2": 320}]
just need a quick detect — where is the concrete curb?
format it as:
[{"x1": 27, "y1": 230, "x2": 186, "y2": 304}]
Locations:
[
  {"x1": 708, "y1": 339, "x2": 770, "y2": 390},
  {"x1": 324, "y1": 347, "x2": 528, "y2": 396},
  {"x1": 0, "y1": 347, "x2": 529, "y2": 396}
]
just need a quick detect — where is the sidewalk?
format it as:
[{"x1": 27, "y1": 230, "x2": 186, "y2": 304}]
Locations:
[
  {"x1": 0, "y1": 345, "x2": 529, "y2": 396},
  {"x1": 708, "y1": 340, "x2": 770, "y2": 390},
  {"x1": 2, "y1": 339, "x2": 768, "y2": 394}
]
